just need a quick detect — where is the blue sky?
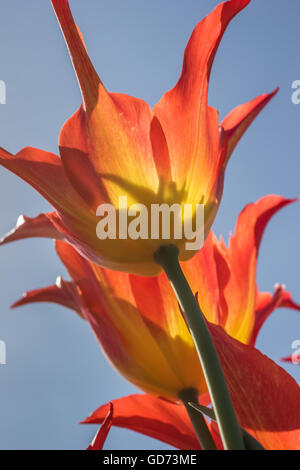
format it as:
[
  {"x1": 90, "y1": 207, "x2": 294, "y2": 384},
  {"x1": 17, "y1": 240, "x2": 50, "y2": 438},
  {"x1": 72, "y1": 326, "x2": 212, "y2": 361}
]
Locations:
[{"x1": 0, "y1": 0, "x2": 299, "y2": 449}]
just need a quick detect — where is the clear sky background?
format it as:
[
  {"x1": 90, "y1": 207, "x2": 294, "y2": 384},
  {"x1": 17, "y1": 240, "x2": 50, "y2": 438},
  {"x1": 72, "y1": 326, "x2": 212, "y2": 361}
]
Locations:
[{"x1": 0, "y1": 0, "x2": 299, "y2": 450}]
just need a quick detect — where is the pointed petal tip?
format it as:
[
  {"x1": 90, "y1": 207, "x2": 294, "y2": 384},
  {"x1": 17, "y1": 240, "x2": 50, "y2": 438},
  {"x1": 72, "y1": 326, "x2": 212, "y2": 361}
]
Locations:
[
  {"x1": 280, "y1": 355, "x2": 300, "y2": 365},
  {"x1": 264, "y1": 86, "x2": 279, "y2": 101},
  {"x1": 280, "y1": 356, "x2": 291, "y2": 363},
  {"x1": 86, "y1": 403, "x2": 114, "y2": 450},
  {"x1": 223, "y1": 0, "x2": 251, "y2": 10},
  {"x1": 258, "y1": 194, "x2": 297, "y2": 207},
  {"x1": 240, "y1": 0, "x2": 251, "y2": 8},
  {"x1": 10, "y1": 294, "x2": 27, "y2": 310},
  {"x1": 0, "y1": 215, "x2": 26, "y2": 246}
]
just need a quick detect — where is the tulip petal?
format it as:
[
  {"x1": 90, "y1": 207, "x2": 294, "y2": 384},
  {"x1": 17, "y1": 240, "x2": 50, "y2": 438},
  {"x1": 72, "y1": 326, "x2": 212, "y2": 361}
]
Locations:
[
  {"x1": 50, "y1": 0, "x2": 101, "y2": 111},
  {"x1": 183, "y1": 195, "x2": 297, "y2": 340},
  {"x1": 153, "y1": 0, "x2": 250, "y2": 204},
  {"x1": 58, "y1": 106, "x2": 109, "y2": 209},
  {"x1": 220, "y1": 88, "x2": 279, "y2": 165},
  {"x1": 0, "y1": 146, "x2": 90, "y2": 221},
  {"x1": 83, "y1": 326, "x2": 300, "y2": 450},
  {"x1": 82, "y1": 394, "x2": 201, "y2": 450},
  {"x1": 182, "y1": 231, "x2": 229, "y2": 326},
  {"x1": 224, "y1": 195, "x2": 296, "y2": 342},
  {"x1": 52, "y1": 0, "x2": 157, "y2": 206},
  {"x1": 251, "y1": 287, "x2": 300, "y2": 346},
  {"x1": 280, "y1": 355, "x2": 300, "y2": 365},
  {"x1": 11, "y1": 276, "x2": 84, "y2": 318},
  {"x1": 209, "y1": 322, "x2": 300, "y2": 450},
  {"x1": 87, "y1": 403, "x2": 113, "y2": 450},
  {"x1": 0, "y1": 213, "x2": 62, "y2": 246},
  {"x1": 55, "y1": 241, "x2": 199, "y2": 397},
  {"x1": 0, "y1": 148, "x2": 101, "y2": 261},
  {"x1": 128, "y1": 271, "x2": 208, "y2": 396}
]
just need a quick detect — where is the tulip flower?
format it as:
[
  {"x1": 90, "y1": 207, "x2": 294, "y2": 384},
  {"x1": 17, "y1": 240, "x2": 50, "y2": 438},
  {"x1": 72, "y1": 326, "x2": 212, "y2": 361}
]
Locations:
[
  {"x1": 10, "y1": 195, "x2": 299, "y2": 401},
  {"x1": 82, "y1": 322, "x2": 300, "y2": 451},
  {"x1": 0, "y1": 0, "x2": 277, "y2": 276}
]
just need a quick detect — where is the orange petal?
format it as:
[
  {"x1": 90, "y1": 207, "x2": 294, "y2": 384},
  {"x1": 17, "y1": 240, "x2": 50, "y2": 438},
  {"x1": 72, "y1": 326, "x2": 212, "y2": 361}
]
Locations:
[
  {"x1": 153, "y1": 0, "x2": 250, "y2": 203},
  {"x1": 182, "y1": 232, "x2": 227, "y2": 325},
  {"x1": 0, "y1": 146, "x2": 90, "y2": 222},
  {"x1": 182, "y1": 195, "x2": 297, "y2": 344},
  {"x1": 223, "y1": 195, "x2": 296, "y2": 342},
  {"x1": 55, "y1": 241, "x2": 182, "y2": 391},
  {"x1": 55, "y1": 241, "x2": 205, "y2": 398},
  {"x1": 52, "y1": 1, "x2": 157, "y2": 205},
  {"x1": 51, "y1": 0, "x2": 100, "y2": 110},
  {"x1": 55, "y1": 240, "x2": 135, "y2": 313},
  {"x1": 58, "y1": 106, "x2": 109, "y2": 209},
  {"x1": 220, "y1": 88, "x2": 279, "y2": 165}
]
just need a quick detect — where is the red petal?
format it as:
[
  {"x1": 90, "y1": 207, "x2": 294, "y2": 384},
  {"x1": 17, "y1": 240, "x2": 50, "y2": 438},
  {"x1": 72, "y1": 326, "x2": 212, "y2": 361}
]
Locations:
[
  {"x1": 209, "y1": 322, "x2": 300, "y2": 450},
  {"x1": 278, "y1": 290, "x2": 300, "y2": 312},
  {"x1": 0, "y1": 213, "x2": 62, "y2": 246},
  {"x1": 11, "y1": 276, "x2": 84, "y2": 318},
  {"x1": 251, "y1": 287, "x2": 300, "y2": 346},
  {"x1": 87, "y1": 403, "x2": 113, "y2": 450},
  {"x1": 149, "y1": 116, "x2": 171, "y2": 181},
  {"x1": 83, "y1": 394, "x2": 210, "y2": 450},
  {"x1": 220, "y1": 88, "x2": 279, "y2": 165},
  {"x1": 280, "y1": 355, "x2": 300, "y2": 365}
]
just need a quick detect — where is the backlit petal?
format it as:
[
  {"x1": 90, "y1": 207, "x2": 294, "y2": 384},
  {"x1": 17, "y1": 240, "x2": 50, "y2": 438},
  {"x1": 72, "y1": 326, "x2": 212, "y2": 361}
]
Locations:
[
  {"x1": 82, "y1": 394, "x2": 203, "y2": 450},
  {"x1": 12, "y1": 276, "x2": 84, "y2": 318},
  {"x1": 0, "y1": 213, "x2": 62, "y2": 246},
  {"x1": 153, "y1": 0, "x2": 250, "y2": 204},
  {"x1": 87, "y1": 403, "x2": 113, "y2": 450},
  {"x1": 220, "y1": 88, "x2": 279, "y2": 165}
]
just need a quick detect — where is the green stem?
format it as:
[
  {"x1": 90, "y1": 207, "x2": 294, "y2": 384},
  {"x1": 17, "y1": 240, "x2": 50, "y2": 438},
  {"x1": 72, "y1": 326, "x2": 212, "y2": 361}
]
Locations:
[
  {"x1": 179, "y1": 388, "x2": 217, "y2": 450},
  {"x1": 188, "y1": 402, "x2": 265, "y2": 450},
  {"x1": 154, "y1": 245, "x2": 245, "y2": 450}
]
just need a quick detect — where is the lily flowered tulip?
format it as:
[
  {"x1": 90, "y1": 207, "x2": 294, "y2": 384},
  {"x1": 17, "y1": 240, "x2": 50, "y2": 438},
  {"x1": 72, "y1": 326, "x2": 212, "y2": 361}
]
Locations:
[
  {"x1": 82, "y1": 325, "x2": 300, "y2": 451},
  {"x1": 0, "y1": 0, "x2": 278, "y2": 275},
  {"x1": 11, "y1": 195, "x2": 300, "y2": 400}
]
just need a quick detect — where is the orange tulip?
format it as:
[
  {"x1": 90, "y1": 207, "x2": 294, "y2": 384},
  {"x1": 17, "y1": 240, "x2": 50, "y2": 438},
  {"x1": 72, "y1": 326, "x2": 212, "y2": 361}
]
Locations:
[
  {"x1": 82, "y1": 327, "x2": 300, "y2": 451},
  {"x1": 10, "y1": 195, "x2": 299, "y2": 401},
  {"x1": 0, "y1": 0, "x2": 278, "y2": 275}
]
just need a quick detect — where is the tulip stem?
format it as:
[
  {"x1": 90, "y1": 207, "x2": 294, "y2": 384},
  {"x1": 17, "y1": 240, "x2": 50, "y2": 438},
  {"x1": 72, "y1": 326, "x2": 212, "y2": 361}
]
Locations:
[
  {"x1": 154, "y1": 245, "x2": 245, "y2": 450},
  {"x1": 179, "y1": 388, "x2": 217, "y2": 450}
]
